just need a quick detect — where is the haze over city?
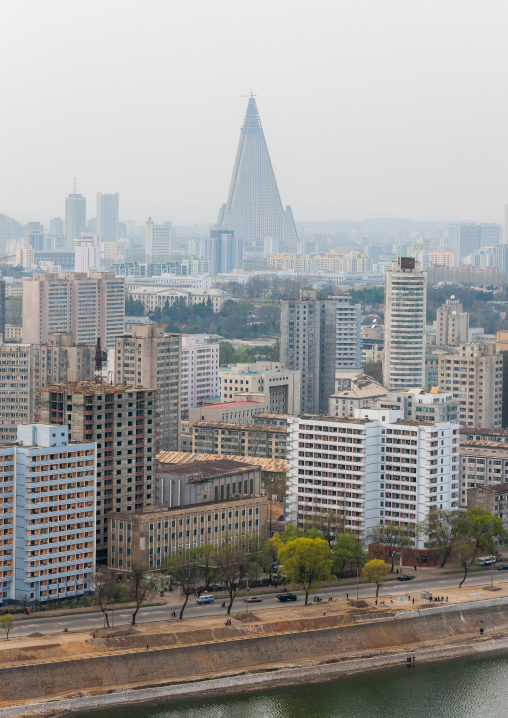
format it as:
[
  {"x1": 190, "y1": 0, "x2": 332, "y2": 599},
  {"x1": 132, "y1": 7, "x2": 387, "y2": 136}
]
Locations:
[{"x1": 2, "y1": 0, "x2": 508, "y2": 224}]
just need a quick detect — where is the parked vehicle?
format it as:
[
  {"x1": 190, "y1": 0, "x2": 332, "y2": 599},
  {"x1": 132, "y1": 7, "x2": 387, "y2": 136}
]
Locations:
[
  {"x1": 196, "y1": 594, "x2": 214, "y2": 604},
  {"x1": 497, "y1": 564, "x2": 508, "y2": 570},
  {"x1": 396, "y1": 575, "x2": 414, "y2": 581},
  {"x1": 276, "y1": 592, "x2": 298, "y2": 602}
]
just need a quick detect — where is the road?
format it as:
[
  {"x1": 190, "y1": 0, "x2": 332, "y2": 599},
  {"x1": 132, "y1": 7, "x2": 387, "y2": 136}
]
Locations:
[{"x1": 10, "y1": 569, "x2": 508, "y2": 638}]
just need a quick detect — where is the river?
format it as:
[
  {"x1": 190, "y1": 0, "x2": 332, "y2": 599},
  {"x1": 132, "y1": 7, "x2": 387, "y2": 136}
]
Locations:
[{"x1": 73, "y1": 651, "x2": 508, "y2": 718}]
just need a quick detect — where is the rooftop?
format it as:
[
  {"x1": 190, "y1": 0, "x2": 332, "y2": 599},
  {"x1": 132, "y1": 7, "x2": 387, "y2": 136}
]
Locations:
[
  {"x1": 157, "y1": 458, "x2": 259, "y2": 481},
  {"x1": 157, "y1": 451, "x2": 287, "y2": 473},
  {"x1": 460, "y1": 427, "x2": 508, "y2": 437},
  {"x1": 193, "y1": 420, "x2": 287, "y2": 433},
  {"x1": 40, "y1": 381, "x2": 152, "y2": 396},
  {"x1": 470, "y1": 483, "x2": 508, "y2": 495}
]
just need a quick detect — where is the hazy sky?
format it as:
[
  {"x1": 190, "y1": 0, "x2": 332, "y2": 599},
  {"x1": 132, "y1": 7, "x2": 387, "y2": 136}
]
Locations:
[{"x1": 2, "y1": 0, "x2": 508, "y2": 225}]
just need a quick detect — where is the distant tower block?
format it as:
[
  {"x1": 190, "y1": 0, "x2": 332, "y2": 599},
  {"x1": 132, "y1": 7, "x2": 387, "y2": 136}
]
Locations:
[{"x1": 216, "y1": 95, "x2": 299, "y2": 253}]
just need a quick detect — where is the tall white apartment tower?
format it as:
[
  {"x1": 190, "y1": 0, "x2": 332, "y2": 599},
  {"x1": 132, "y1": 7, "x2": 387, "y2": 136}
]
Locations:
[
  {"x1": 383, "y1": 257, "x2": 427, "y2": 391},
  {"x1": 145, "y1": 220, "x2": 172, "y2": 262},
  {"x1": 281, "y1": 289, "x2": 361, "y2": 413},
  {"x1": 97, "y1": 193, "x2": 120, "y2": 244}
]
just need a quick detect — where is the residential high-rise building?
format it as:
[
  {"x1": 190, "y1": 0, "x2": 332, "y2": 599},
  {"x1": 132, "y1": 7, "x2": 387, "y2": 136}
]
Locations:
[
  {"x1": 22, "y1": 271, "x2": 125, "y2": 348},
  {"x1": 201, "y1": 229, "x2": 243, "y2": 275},
  {"x1": 145, "y1": 220, "x2": 171, "y2": 262},
  {"x1": 0, "y1": 424, "x2": 96, "y2": 604},
  {"x1": 458, "y1": 224, "x2": 481, "y2": 262},
  {"x1": 0, "y1": 335, "x2": 96, "y2": 441},
  {"x1": 40, "y1": 381, "x2": 157, "y2": 562},
  {"x1": 181, "y1": 335, "x2": 219, "y2": 421},
  {"x1": 0, "y1": 278, "x2": 5, "y2": 340},
  {"x1": 114, "y1": 325, "x2": 182, "y2": 451},
  {"x1": 75, "y1": 244, "x2": 96, "y2": 273},
  {"x1": 65, "y1": 192, "x2": 87, "y2": 250},
  {"x1": 437, "y1": 343, "x2": 503, "y2": 428},
  {"x1": 49, "y1": 217, "x2": 64, "y2": 239},
  {"x1": 286, "y1": 410, "x2": 460, "y2": 563},
  {"x1": 216, "y1": 94, "x2": 299, "y2": 253},
  {"x1": 220, "y1": 361, "x2": 301, "y2": 415},
  {"x1": 281, "y1": 289, "x2": 362, "y2": 413},
  {"x1": 435, "y1": 297, "x2": 469, "y2": 346},
  {"x1": 97, "y1": 193, "x2": 120, "y2": 244},
  {"x1": 383, "y1": 257, "x2": 427, "y2": 391},
  {"x1": 24, "y1": 222, "x2": 44, "y2": 251}
]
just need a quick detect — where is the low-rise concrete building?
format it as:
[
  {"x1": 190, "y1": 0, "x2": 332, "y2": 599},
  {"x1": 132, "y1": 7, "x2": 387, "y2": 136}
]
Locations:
[
  {"x1": 460, "y1": 427, "x2": 508, "y2": 443},
  {"x1": 188, "y1": 397, "x2": 270, "y2": 427},
  {"x1": 467, "y1": 484, "x2": 508, "y2": 549},
  {"x1": 156, "y1": 458, "x2": 261, "y2": 507},
  {"x1": 459, "y1": 440, "x2": 508, "y2": 505},
  {"x1": 220, "y1": 362, "x2": 301, "y2": 415},
  {"x1": 108, "y1": 495, "x2": 269, "y2": 573},
  {"x1": 192, "y1": 421, "x2": 288, "y2": 459},
  {"x1": 329, "y1": 373, "x2": 387, "y2": 418}
]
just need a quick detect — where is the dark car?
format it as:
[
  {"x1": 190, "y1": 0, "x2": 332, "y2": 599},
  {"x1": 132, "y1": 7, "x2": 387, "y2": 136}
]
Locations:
[
  {"x1": 276, "y1": 592, "x2": 297, "y2": 602},
  {"x1": 497, "y1": 564, "x2": 508, "y2": 570},
  {"x1": 244, "y1": 596, "x2": 262, "y2": 602},
  {"x1": 396, "y1": 575, "x2": 414, "y2": 581}
]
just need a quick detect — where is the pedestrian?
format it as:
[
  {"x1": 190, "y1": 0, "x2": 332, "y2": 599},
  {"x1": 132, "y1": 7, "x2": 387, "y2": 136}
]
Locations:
[
  {"x1": 346, "y1": 593, "x2": 349, "y2": 600},
  {"x1": 414, "y1": 565, "x2": 417, "y2": 571},
  {"x1": 93, "y1": 633, "x2": 95, "y2": 639},
  {"x1": 412, "y1": 656, "x2": 415, "y2": 663},
  {"x1": 375, "y1": 599, "x2": 378, "y2": 605},
  {"x1": 446, "y1": 596, "x2": 448, "y2": 602},
  {"x1": 412, "y1": 598, "x2": 414, "y2": 604},
  {"x1": 146, "y1": 645, "x2": 149, "y2": 651},
  {"x1": 390, "y1": 598, "x2": 393, "y2": 603},
  {"x1": 323, "y1": 609, "x2": 326, "y2": 616}
]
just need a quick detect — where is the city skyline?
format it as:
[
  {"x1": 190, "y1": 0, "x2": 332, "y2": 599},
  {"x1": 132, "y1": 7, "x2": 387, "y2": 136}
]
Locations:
[{"x1": 2, "y1": 2, "x2": 508, "y2": 224}]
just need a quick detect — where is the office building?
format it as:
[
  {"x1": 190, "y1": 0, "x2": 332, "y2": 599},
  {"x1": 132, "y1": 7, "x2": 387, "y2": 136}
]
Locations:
[
  {"x1": 97, "y1": 193, "x2": 120, "y2": 244},
  {"x1": 216, "y1": 95, "x2": 299, "y2": 252},
  {"x1": 65, "y1": 191, "x2": 87, "y2": 250},
  {"x1": 281, "y1": 289, "x2": 362, "y2": 413},
  {"x1": 438, "y1": 343, "x2": 503, "y2": 428},
  {"x1": 435, "y1": 297, "x2": 469, "y2": 346},
  {"x1": 383, "y1": 257, "x2": 426, "y2": 391},
  {"x1": 286, "y1": 410, "x2": 460, "y2": 563},
  {"x1": 157, "y1": 458, "x2": 262, "y2": 507},
  {"x1": 145, "y1": 220, "x2": 171, "y2": 262},
  {"x1": 0, "y1": 424, "x2": 95, "y2": 604},
  {"x1": 480, "y1": 223, "x2": 502, "y2": 247},
  {"x1": 108, "y1": 495, "x2": 268, "y2": 572},
  {"x1": 192, "y1": 420, "x2": 288, "y2": 459},
  {"x1": 114, "y1": 325, "x2": 182, "y2": 451},
  {"x1": 220, "y1": 361, "x2": 301, "y2": 415},
  {"x1": 458, "y1": 224, "x2": 481, "y2": 263},
  {"x1": 201, "y1": 229, "x2": 243, "y2": 275},
  {"x1": 39, "y1": 381, "x2": 156, "y2": 562},
  {"x1": 22, "y1": 271, "x2": 125, "y2": 348},
  {"x1": 181, "y1": 335, "x2": 219, "y2": 421},
  {"x1": 24, "y1": 222, "x2": 44, "y2": 250},
  {"x1": 49, "y1": 217, "x2": 64, "y2": 239}
]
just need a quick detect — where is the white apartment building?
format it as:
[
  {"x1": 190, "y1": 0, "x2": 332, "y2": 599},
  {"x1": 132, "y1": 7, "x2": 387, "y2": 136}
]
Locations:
[
  {"x1": 375, "y1": 388, "x2": 459, "y2": 424},
  {"x1": 181, "y1": 335, "x2": 220, "y2": 420},
  {"x1": 435, "y1": 297, "x2": 469, "y2": 347},
  {"x1": 0, "y1": 424, "x2": 96, "y2": 604},
  {"x1": 75, "y1": 244, "x2": 96, "y2": 273},
  {"x1": 145, "y1": 220, "x2": 172, "y2": 262},
  {"x1": 220, "y1": 362, "x2": 301, "y2": 415},
  {"x1": 383, "y1": 257, "x2": 427, "y2": 391},
  {"x1": 286, "y1": 409, "x2": 459, "y2": 552},
  {"x1": 22, "y1": 272, "x2": 125, "y2": 348}
]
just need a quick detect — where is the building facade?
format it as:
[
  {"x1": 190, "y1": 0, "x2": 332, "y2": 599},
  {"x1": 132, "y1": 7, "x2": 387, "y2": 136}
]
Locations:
[
  {"x1": 437, "y1": 343, "x2": 503, "y2": 428},
  {"x1": 435, "y1": 297, "x2": 469, "y2": 346},
  {"x1": 383, "y1": 257, "x2": 427, "y2": 391},
  {"x1": 220, "y1": 361, "x2": 301, "y2": 415},
  {"x1": 286, "y1": 410, "x2": 460, "y2": 551},
  {"x1": 281, "y1": 289, "x2": 362, "y2": 413},
  {"x1": 114, "y1": 325, "x2": 181, "y2": 451},
  {"x1": 192, "y1": 420, "x2": 288, "y2": 459},
  {"x1": 181, "y1": 335, "x2": 219, "y2": 421},
  {"x1": 0, "y1": 424, "x2": 95, "y2": 604},
  {"x1": 22, "y1": 272, "x2": 125, "y2": 348},
  {"x1": 39, "y1": 382, "x2": 156, "y2": 562},
  {"x1": 108, "y1": 495, "x2": 269, "y2": 574},
  {"x1": 145, "y1": 220, "x2": 171, "y2": 262},
  {"x1": 65, "y1": 192, "x2": 86, "y2": 249},
  {"x1": 97, "y1": 193, "x2": 120, "y2": 244},
  {"x1": 202, "y1": 230, "x2": 243, "y2": 275}
]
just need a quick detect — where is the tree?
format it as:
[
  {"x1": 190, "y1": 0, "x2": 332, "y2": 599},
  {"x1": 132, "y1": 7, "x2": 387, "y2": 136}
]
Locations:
[
  {"x1": 165, "y1": 551, "x2": 206, "y2": 620},
  {"x1": 451, "y1": 536, "x2": 476, "y2": 589},
  {"x1": 332, "y1": 534, "x2": 368, "y2": 576},
  {"x1": 306, "y1": 510, "x2": 345, "y2": 546},
  {"x1": 362, "y1": 559, "x2": 390, "y2": 598},
  {"x1": 6, "y1": 297, "x2": 22, "y2": 326},
  {"x1": 462, "y1": 507, "x2": 506, "y2": 563},
  {"x1": 193, "y1": 544, "x2": 218, "y2": 591},
  {"x1": 0, "y1": 613, "x2": 14, "y2": 640},
  {"x1": 129, "y1": 564, "x2": 156, "y2": 626},
  {"x1": 367, "y1": 523, "x2": 414, "y2": 573},
  {"x1": 277, "y1": 538, "x2": 334, "y2": 605},
  {"x1": 420, "y1": 509, "x2": 462, "y2": 568},
  {"x1": 215, "y1": 540, "x2": 253, "y2": 614},
  {"x1": 89, "y1": 567, "x2": 120, "y2": 628},
  {"x1": 362, "y1": 361, "x2": 383, "y2": 385},
  {"x1": 260, "y1": 533, "x2": 283, "y2": 584}
]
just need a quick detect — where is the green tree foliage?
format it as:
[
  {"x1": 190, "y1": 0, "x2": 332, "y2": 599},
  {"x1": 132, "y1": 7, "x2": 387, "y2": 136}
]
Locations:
[
  {"x1": 277, "y1": 538, "x2": 334, "y2": 605},
  {"x1": 347, "y1": 286, "x2": 385, "y2": 307},
  {"x1": 259, "y1": 533, "x2": 283, "y2": 584},
  {"x1": 219, "y1": 341, "x2": 277, "y2": 365},
  {"x1": 0, "y1": 613, "x2": 14, "y2": 640},
  {"x1": 305, "y1": 510, "x2": 345, "y2": 546},
  {"x1": 362, "y1": 361, "x2": 383, "y2": 385},
  {"x1": 6, "y1": 297, "x2": 22, "y2": 326},
  {"x1": 461, "y1": 507, "x2": 506, "y2": 562},
  {"x1": 362, "y1": 559, "x2": 390, "y2": 597},
  {"x1": 332, "y1": 534, "x2": 368, "y2": 576},
  {"x1": 125, "y1": 293, "x2": 145, "y2": 316},
  {"x1": 367, "y1": 523, "x2": 414, "y2": 573}
]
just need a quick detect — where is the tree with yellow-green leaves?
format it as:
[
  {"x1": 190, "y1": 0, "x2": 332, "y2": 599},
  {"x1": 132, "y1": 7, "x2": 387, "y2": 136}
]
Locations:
[
  {"x1": 277, "y1": 537, "x2": 334, "y2": 605},
  {"x1": 0, "y1": 613, "x2": 14, "y2": 640},
  {"x1": 362, "y1": 559, "x2": 391, "y2": 598}
]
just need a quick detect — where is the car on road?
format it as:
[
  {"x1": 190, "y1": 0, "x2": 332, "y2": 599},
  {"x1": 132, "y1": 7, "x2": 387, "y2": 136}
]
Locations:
[
  {"x1": 244, "y1": 596, "x2": 262, "y2": 603},
  {"x1": 497, "y1": 564, "x2": 508, "y2": 570},
  {"x1": 196, "y1": 595, "x2": 214, "y2": 604},
  {"x1": 396, "y1": 575, "x2": 414, "y2": 581},
  {"x1": 276, "y1": 592, "x2": 297, "y2": 602}
]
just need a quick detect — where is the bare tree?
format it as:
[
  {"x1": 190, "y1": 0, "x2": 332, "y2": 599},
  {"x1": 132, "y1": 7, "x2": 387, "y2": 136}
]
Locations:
[
  {"x1": 89, "y1": 568, "x2": 119, "y2": 628},
  {"x1": 165, "y1": 551, "x2": 206, "y2": 620},
  {"x1": 129, "y1": 564, "x2": 155, "y2": 626},
  {"x1": 367, "y1": 523, "x2": 414, "y2": 573},
  {"x1": 216, "y1": 539, "x2": 253, "y2": 614}
]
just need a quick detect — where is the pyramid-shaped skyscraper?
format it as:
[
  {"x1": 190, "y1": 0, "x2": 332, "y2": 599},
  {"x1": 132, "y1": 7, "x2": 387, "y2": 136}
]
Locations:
[{"x1": 217, "y1": 95, "x2": 299, "y2": 253}]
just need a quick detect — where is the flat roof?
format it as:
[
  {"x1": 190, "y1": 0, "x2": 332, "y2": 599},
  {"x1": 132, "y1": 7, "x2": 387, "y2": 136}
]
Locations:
[
  {"x1": 157, "y1": 458, "x2": 259, "y2": 481},
  {"x1": 193, "y1": 421, "x2": 287, "y2": 433},
  {"x1": 157, "y1": 451, "x2": 287, "y2": 473}
]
